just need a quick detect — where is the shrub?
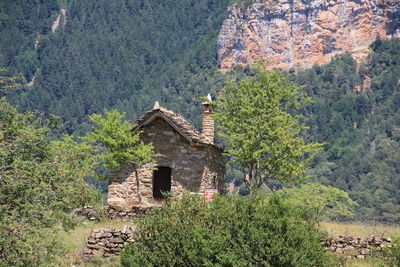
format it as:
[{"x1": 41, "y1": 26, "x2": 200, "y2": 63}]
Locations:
[
  {"x1": 121, "y1": 193, "x2": 338, "y2": 266},
  {"x1": 377, "y1": 237, "x2": 400, "y2": 267}
]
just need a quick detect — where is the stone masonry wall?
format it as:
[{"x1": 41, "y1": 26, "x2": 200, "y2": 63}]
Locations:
[
  {"x1": 323, "y1": 235, "x2": 392, "y2": 259},
  {"x1": 81, "y1": 229, "x2": 392, "y2": 261},
  {"x1": 201, "y1": 102, "x2": 215, "y2": 143},
  {"x1": 108, "y1": 117, "x2": 225, "y2": 209},
  {"x1": 81, "y1": 226, "x2": 135, "y2": 260}
]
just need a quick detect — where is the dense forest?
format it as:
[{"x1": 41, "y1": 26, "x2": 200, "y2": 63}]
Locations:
[
  {"x1": 227, "y1": 40, "x2": 400, "y2": 223},
  {"x1": 1, "y1": 0, "x2": 231, "y2": 133},
  {"x1": 1, "y1": 0, "x2": 400, "y2": 223},
  {"x1": 297, "y1": 39, "x2": 400, "y2": 223}
]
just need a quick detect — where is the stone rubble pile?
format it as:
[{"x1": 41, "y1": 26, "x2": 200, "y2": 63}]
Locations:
[
  {"x1": 73, "y1": 205, "x2": 156, "y2": 221},
  {"x1": 73, "y1": 206, "x2": 100, "y2": 221},
  {"x1": 324, "y1": 235, "x2": 392, "y2": 258},
  {"x1": 81, "y1": 225, "x2": 135, "y2": 261},
  {"x1": 106, "y1": 205, "x2": 155, "y2": 220}
]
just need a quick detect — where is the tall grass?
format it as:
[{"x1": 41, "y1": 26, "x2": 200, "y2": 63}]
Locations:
[{"x1": 320, "y1": 221, "x2": 400, "y2": 238}]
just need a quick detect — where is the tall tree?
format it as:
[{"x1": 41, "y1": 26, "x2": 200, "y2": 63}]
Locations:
[{"x1": 214, "y1": 65, "x2": 322, "y2": 191}]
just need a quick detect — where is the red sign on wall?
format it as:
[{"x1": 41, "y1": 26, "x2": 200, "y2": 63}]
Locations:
[{"x1": 204, "y1": 189, "x2": 218, "y2": 203}]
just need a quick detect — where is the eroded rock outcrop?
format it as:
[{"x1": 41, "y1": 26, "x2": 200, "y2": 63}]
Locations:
[{"x1": 218, "y1": 0, "x2": 400, "y2": 71}]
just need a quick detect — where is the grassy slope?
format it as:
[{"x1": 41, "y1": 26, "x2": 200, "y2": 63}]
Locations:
[{"x1": 56, "y1": 220, "x2": 135, "y2": 266}]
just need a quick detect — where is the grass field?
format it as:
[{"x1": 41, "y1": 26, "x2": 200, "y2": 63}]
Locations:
[
  {"x1": 57, "y1": 220, "x2": 135, "y2": 266},
  {"x1": 320, "y1": 221, "x2": 400, "y2": 238},
  {"x1": 321, "y1": 221, "x2": 399, "y2": 267}
]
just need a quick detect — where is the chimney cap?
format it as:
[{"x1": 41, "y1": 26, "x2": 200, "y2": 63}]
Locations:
[{"x1": 202, "y1": 94, "x2": 212, "y2": 105}]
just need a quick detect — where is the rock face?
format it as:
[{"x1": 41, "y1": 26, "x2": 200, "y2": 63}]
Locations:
[{"x1": 217, "y1": 0, "x2": 400, "y2": 71}]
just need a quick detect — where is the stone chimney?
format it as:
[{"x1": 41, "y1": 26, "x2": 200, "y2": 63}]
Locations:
[{"x1": 201, "y1": 95, "x2": 215, "y2": 143}]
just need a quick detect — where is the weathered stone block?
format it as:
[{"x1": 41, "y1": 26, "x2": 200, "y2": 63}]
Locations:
[
  {"x1": 109, "y1": 237, "x2": 124, "y2": 244},
  {"x1": 87, "y1": 244, "x2": 99, "y2": 250}
]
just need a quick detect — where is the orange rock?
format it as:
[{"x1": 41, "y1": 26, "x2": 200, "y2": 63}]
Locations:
[{"x1": 217, "y1": 0, "x2": 400, "y2": 71}]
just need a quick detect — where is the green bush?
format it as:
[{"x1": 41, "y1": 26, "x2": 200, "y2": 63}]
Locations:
[
  {"x1": 0, "y1": 98, "x2": 102, "y2": 266},
  {"x1": 377, "y1": 237, "x2": 400, "y2": 267},
  {"x1": 121, "y1": 193, "x2": 338, "y2": 266}
]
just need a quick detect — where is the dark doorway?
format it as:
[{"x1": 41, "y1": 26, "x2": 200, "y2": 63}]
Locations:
[{"x1": 153, "y1": 167, "x2": 172, "y2": 200}]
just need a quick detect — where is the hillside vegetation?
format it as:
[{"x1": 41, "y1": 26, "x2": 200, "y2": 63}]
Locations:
[
  {"x1": 229, "y1": 39, "x2": 400, "y2": 223},
  {"x1": 1, "y1": 1, "x2": 400, "y2": 223},
  {"x1": 297, "y1": 39, "x2": 400, "y2": 223},
  {"x1": 1, "y1": 0, "x2": 232, "y2": 133}
]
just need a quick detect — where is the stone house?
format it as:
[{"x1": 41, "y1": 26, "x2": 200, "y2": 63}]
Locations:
[{"x1": 107, "y1": 100, "x2": 225, "y2": 208}]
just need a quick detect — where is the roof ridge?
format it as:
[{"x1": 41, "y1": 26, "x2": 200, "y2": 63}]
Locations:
[{"x1": 134, "y1": 104, "x2": 215, "y2": 146}]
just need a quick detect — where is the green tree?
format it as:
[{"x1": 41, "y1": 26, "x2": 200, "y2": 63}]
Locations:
[
  {"x1": 0, "y1": 68, "x2": 24, "y2": 92},
  {"x1": 214, "y1": 65, "x2": 322, "y2": 191},
  {"x1": 0, "y1": 98, "x2": 100, "y2": 266},
  {"x1": 279, "y1": 183, "x2": 357, "y2": 221},
  {"x1": 84, "y1": 110, "x2": 158, "y2": 201}
]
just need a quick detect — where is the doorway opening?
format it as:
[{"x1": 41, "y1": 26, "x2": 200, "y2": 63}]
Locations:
[{"x1": 153, "y1": 166, "x2": 172, "y2": 200}]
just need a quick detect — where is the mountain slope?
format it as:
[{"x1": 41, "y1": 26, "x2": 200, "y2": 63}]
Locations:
[
  {"x1": 1, "y1": 0, "x2": 232, "y2": 133},
  {"x1": 1, "y1": 1, "x2": 400, "y2": 223}
]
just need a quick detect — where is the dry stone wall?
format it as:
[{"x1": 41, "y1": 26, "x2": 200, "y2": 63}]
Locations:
[
  {"x1": 106, "y1": 205, "x2": 155, "y2": 220},
  {"x1": 73, "y1": 205, "x2": 155, "y2": 221},
  {"x1": 323, "y1": 235, "x2": 392, "y2": 258},
  {"x1": 81, "y1": 228, "x2": 392, "y2": 261},
  {"x1": 81, "y1": 226, "x2": 135, "y2": 261},
  {"x1": 73, "y1": 206, "x2": 101, "y2": 221}
]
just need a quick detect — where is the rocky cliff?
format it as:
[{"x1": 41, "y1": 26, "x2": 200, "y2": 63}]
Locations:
[{"x1": 217, "y1": 0, "x2": 400, "y2": 71}]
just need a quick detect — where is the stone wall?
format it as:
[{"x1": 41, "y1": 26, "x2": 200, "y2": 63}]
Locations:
[
  {"x1": 106, "y1": 205, "x2": 155, "y2": 220},
  {"x1": 201, "y1": 102, "x2": 215, "y2": 143},
  {"x1": 108, "y1": 117, "x2": 225, "y2": 209},
  {"x1": 323, "y1": 235, "x2": 392, "y2": 258},
  {"x1": 73, "y1": 206, "x2": 101, "y2": 221},
  {"x1": 81, "y1": 226, "x2": 135, "y2": 261},
  {"x1": 81, "y1": 229, "x2": 392, "y2": 261}
]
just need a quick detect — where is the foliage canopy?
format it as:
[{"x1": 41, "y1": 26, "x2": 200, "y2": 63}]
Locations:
[
  {"x1": 214, "y1": 66, "x2": 322, "y2": 191},
  {"x1": 121, "y1": 193, "x2": 338, "y2": 266},
  {"x1": 278, "y1": 182, "x2": 357, "y2": 221},
  {"x1": 84, "y1": 110, "x2": 158, "y2": 172},
  {"x1": 0, "y1": 97, "x2": 101, "y2": 266}
]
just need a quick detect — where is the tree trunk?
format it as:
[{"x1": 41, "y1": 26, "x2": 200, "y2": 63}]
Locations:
[{"x1": 133, "y1": 165, "x2": 142, "y2": 201}]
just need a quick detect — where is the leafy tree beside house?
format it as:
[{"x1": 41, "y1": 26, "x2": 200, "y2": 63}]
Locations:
[
  {"x1": 84, "y1": 110, "x2": 159, "y2": 201},
  {"x1": 214, "y1": 65, "x2": 323, "y2": 192}
]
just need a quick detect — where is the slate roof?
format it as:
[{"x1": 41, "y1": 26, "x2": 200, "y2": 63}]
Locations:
[{"x1": 133, "y1": 105, "x2": 215, "y2": 146}]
